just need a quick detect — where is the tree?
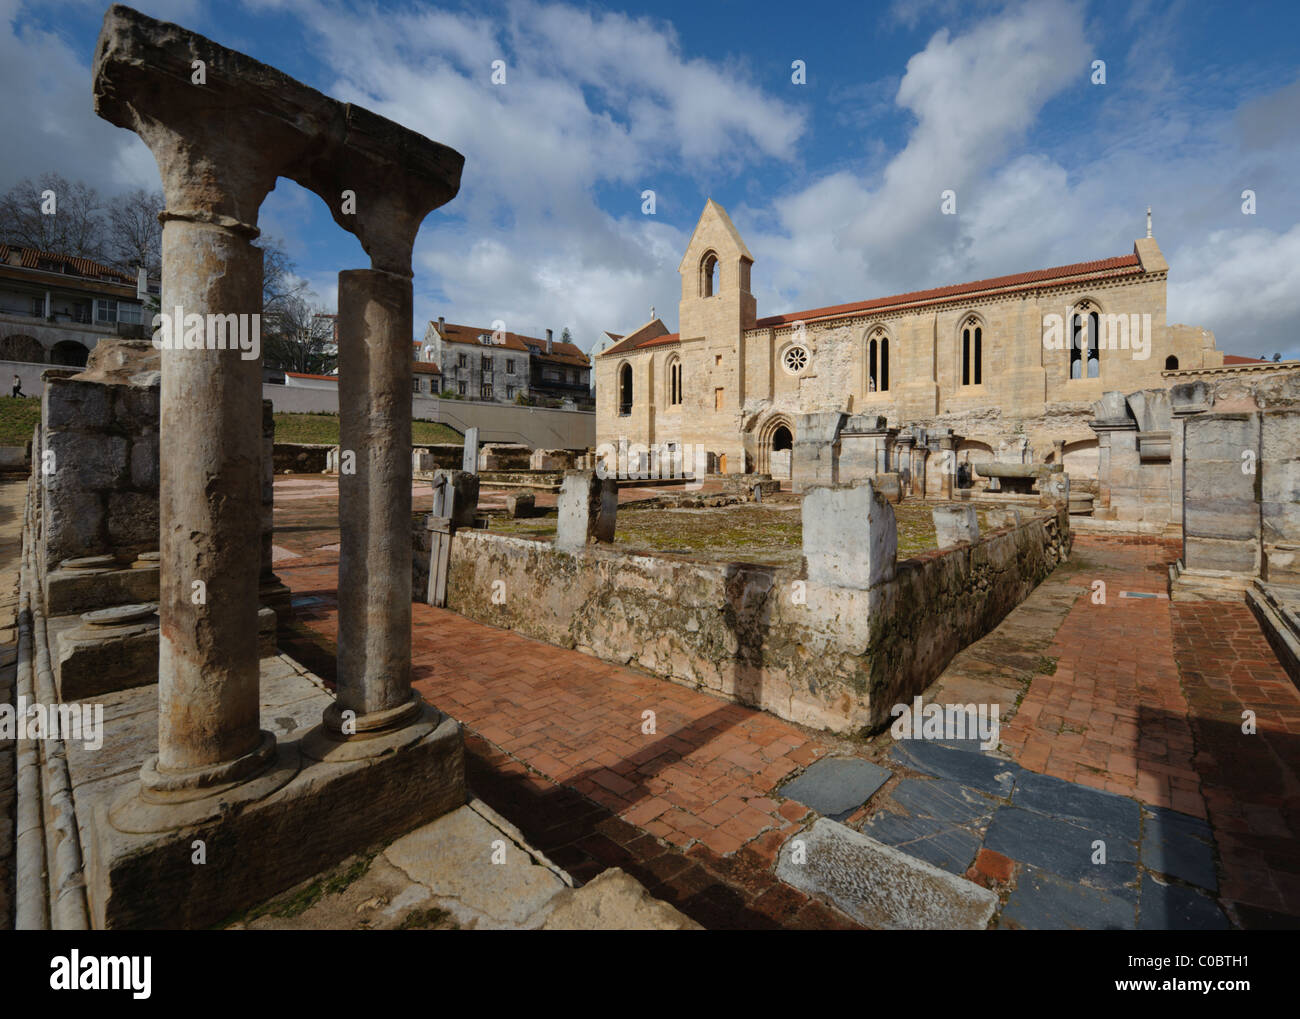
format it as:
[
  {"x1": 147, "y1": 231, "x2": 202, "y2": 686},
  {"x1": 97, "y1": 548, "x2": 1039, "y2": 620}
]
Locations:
[
  {"x1": 262, "y1": 294, "x2": 337, "y2": 374},
  {"x1": 105, "y1": 188, "x2": 163, "y2": 277},
  {"x1": 0, "y1": 173, "x2": 108, "y2": 262},
  {"x1": 560, "y1": 327, "x2": 573, "y2": 346},
  {"x1": 259, "y1": 237, "x2": 309, "y2": 318}
]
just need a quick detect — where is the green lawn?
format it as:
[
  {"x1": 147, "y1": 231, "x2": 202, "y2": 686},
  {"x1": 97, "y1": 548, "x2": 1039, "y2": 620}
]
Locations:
[
  {"x1": 0, "y1": 397, "x2": 40, "y2": 447},
  {"x1": 273, "y1": 412, "x2": 462, "y2": 445}
]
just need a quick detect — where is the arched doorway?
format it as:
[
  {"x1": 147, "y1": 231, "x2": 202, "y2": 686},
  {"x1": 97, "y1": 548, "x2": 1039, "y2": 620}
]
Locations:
[
  {"x1": 754, "y1": 413, "x2": 795, "y2": 478},
  {"x1": 50, "y1": 340, "x2": 89, "y2": 367},
  {"x1": 771, "y1": 424, "x2": 793, "y2": 480}
]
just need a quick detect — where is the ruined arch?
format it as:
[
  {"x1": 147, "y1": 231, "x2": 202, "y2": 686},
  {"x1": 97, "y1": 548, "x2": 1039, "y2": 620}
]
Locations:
[
  {"x1": 0, "y1": 334, "x2": 44, "y2": 363},
  {"x1": 49, "y1": 340, "x2": 89, "y2": 367}
]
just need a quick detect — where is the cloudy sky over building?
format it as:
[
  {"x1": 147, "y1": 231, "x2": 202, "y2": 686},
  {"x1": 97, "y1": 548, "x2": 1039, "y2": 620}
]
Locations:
[{"x1": 4, "y1": 0, "x2": 1298, "y2": 358}]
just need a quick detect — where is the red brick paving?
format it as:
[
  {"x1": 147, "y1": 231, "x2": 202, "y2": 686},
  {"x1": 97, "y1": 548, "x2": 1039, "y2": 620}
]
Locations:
[
  {"x1": 999, "y1": 537, "x2": 1198, "y2": 812},
  {"x1": 996, "y1": 534, "x2": 1300, "y2": 924},
  {"x1": 275, "y1": 547, "x2": 856, "y2": 929}
]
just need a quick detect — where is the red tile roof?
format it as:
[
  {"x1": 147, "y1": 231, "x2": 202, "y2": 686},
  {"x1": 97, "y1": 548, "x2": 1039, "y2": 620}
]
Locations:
[
  {"x1": 285, "y1": 371, "x2": 339, "y2": 382},
  {"x1": 0, "y1": 243, "x2": 136, "y2": 286},
  {"x1": 432, "y1": 321, "x2": 590, "y2": 368},
  {"x1": 754, "y1": 254, "x2": 1142, "y2": 329},
  {"x1": 603, "y1": 252, "x2": 1146, "y2": 355},
  {"x1": 1222, "y1": 354, "x2": 1268, "y2": 365}
]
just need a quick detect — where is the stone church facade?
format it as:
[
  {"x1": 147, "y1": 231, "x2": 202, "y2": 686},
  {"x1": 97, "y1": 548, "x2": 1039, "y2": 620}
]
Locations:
[{"x1": 596, "y1": 200, "x2": 1222, "y2": 485}]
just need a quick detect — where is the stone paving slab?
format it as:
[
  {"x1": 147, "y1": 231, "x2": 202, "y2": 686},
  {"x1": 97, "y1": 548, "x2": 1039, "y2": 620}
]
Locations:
[
  {"x1": 776, "y1": 818, "x2": 998, "y2": 930},
  {"x1": 1001, "y1": 866, "x2": 1136, "y2": 930},
  {"x1": 776, "y1": 756, "x2": 890, "y2": 820},
  {"x1": 888, "y1": 777, "x2": 998, "y2": 831},
  {"x1": 1140, "y1": 806, "x2": 1218, "y2": 891},
  {"x1": 860, "y1": 812, "x2": 982, "y2": 875},
  {"x1": 890, "y1": 741, "x2": 1019, "y2": 796},
  {"x1": 1012, "y1": 769, "x2": 1141, "y2": 842},
  {"x1": 1137, "y1": 874, "x2": 1230, "y2": 931},
  {"x1": 983, "y1": 806, "x2": 1139, "y2": 895}
]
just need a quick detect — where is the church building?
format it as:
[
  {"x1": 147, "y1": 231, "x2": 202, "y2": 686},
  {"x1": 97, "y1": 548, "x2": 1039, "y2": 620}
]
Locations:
[{"x1": 596, "y1": 200, "x2": 1222, "y2": 484}]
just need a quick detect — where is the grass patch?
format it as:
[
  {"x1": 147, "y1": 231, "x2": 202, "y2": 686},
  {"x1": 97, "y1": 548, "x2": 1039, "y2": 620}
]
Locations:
[
  {"x1": 240, "y1": 851, "x2": 377, "y2": 922},
  {"x1": 1034, "y1": 655, "x2": 1059, "y2": 675},
  {"x1": 0, "y1": 397, "x2": 40, "y2": 447},
  {"x1": 397, "y1": 906, "x2": 457, "y2": 930},
  {"x1": 489, "y1": 499, "x2": 1006, "y2": 564},
  {"x1": 273, "y1": 411, "x2": 462, "y2": 446}
]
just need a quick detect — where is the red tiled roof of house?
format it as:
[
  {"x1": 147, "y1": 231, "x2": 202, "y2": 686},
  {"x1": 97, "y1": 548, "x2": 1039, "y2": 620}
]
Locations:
[
  {"x1": 413, "y1": 361, "x2": 440, "y2": 374},
  {"x1": 432, "y1": 321, "x2": 590, "y2": 368},
  {"x1": 285, "y1": 371, "x2": 339, "y2": 382},
  {"x1": 1222, "y1": 354, "x2": 1268, "y2": 365},
  {"x1": 0, "y1": 243, "x2": 137, "y2": 286}
]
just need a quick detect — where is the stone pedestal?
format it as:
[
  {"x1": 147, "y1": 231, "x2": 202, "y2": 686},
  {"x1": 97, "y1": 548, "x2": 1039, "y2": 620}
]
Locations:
[
  {"x1": 801, "y1": 480, "x2": 897, "y2": 590},
  {"x1": 556, "y1": 471, "x2": 617, "y2": 550},
  {"x1": 933, "y1": 505, "x2": 979, "y2": 548}
]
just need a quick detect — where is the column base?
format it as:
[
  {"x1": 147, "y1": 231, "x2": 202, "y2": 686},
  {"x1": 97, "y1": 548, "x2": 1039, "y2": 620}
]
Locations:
[
  {"x1": 109, "y1": 733, "x2": 300, "y2": 834},
  {"x1": 300, "y1": 694, "x2": 438, "y2": 763}
]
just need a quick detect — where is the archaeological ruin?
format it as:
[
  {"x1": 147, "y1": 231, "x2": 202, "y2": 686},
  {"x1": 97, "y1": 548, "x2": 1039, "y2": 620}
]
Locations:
[{"x1": 1, "y1": 1, "x2": 1297, "y2": 943}]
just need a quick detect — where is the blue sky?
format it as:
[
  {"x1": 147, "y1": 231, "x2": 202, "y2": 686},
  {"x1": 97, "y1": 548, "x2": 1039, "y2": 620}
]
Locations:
[{"x1": 3, "y1": 0, "x2": 1299, "y2": 358}]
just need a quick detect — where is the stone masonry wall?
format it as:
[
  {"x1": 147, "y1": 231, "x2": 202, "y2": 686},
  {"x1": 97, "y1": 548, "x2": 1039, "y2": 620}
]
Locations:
[
  {"x1": 40, "y1": 374, "x2": 160, "y2": 569},
  {"x1": 417, "y1": 508, "x2": 1070, "y2": 733}
]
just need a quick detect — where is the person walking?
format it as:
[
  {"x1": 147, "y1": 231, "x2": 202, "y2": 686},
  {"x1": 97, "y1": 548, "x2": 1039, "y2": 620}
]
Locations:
[{"x1": 10, "y1": 374, "x2": 22, "y2": 398}]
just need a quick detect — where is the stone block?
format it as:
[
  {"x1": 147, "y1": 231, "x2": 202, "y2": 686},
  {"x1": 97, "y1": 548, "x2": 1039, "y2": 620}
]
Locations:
[
  {"x1": 106, "y1": 491, "x2": 159, "y2": 549},
  {"x1": 430, "y1": 469, "x2": 479, "y2": 528},
  {"x1": 555, "y1": 471, "x2": 617, "y2": 550},
  {"x1": 774, "y1": 818, "x2": 997, "y2": 930},
  {"x1": 505, "y1": 492, "x2": 535, "y2": 519},
  {"x1": 44, "y1": 565, "x2": 160, "y2": 616},
  {"x1": 461, "y1": 427, "x2": 479, "y2": 473},
  {"x1": 933, "y1": 505, "x2": 979, "y2": 548},
  {"x1": 541, "y1": 868, "x2": 702, "y2": 930},
  {"x1": 44, "y1": 378, "x2": 112, "y2": 430},
  {"x1": 776, "y1": 756, "x2": 890, "y2": 820},
  {"x1": 129, "y1": 435, "x2": 160, "y2": 489},
  {"x1": 801, "y1": 481, "x2": 897, "y2": 590},
  {"x1": 83, "y1": 710, "x2": 465, "y2": 929},
  {"x1": 46, "y1": 431, "x2": 129, "y2": 490}
]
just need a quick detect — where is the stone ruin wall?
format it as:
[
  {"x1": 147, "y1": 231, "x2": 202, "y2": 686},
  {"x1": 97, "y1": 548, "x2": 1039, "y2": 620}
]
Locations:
[{"x1": 416, "y1": 506, "x2": 1071, "y2": 734}]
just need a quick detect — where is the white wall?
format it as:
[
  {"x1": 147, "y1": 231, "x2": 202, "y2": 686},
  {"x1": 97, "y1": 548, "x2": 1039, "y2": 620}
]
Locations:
[{"x1": 0, "y1": 358, "x2": 597, "y2": 450}]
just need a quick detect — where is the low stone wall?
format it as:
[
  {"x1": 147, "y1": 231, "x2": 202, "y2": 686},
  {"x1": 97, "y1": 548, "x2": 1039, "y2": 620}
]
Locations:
[
  {"x1": 273, "y1": 442, "x2": 334, "y2": 474},
  {"x1": 418, "y1": 507, "x2": 1070, "y2": 733}
]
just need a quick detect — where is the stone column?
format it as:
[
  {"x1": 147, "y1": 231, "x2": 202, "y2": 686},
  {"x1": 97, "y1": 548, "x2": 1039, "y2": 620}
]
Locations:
[
  {"x1": 149, "y1": 214, "x2": 272, "y2": 786},
  {"x1": 937, "y1": 432, "x2": 958, "y2": 499},
  {"x1": 329, "y1": 270, "x2": 423, "y2": 738}
]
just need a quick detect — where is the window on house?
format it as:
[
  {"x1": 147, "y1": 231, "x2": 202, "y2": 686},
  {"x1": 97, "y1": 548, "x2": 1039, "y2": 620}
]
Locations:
[
  {"x1": 95, "y1": 299, "x2": 117, "y2": 324},
  {"x1": 506, "y1": 385, "x2": 515, "y2": 400},
  {"x1": 457, "y1": 381, "x2": 466, "y2": 396},
  {"x1": 118, "y1": 302, "x2": 143, "y2": 325},
  {"x1": 669, "y1": 359, "x2": 683, "y2": 405},
  {"x1": 481, "y1": 355, "x2": 492, "y2": 371},
  {"x1": 458, "y1": 353, "x2": 467, "y2": 368},
  {"x1": 1165, "y1": 355, "x2": 1179, "y2": 370},
  {"x1": 714, "y1": 387, "x2": 724, "y2": 411},
  {"x1": 412, "y1": 379, "x2": 422, "y2": 393},
  {"x1": 506, "y1": 359, "x2": 515, "y2": 374},
  {"x1": 481, "y1": 383, "x2": 493, "y2": 400},
  {"x1": 1070, "y1": 312, "x2": 1099, "y2": 379},
  {"x1": 868, "y1": 336, "x2": 890, "y2": 393},
  {"x1": 618, "y1": 363, "x2": 633, "y2": 416},
  {"x1": 962, "y1": 322, "x2": 982, "y2": 385}
]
